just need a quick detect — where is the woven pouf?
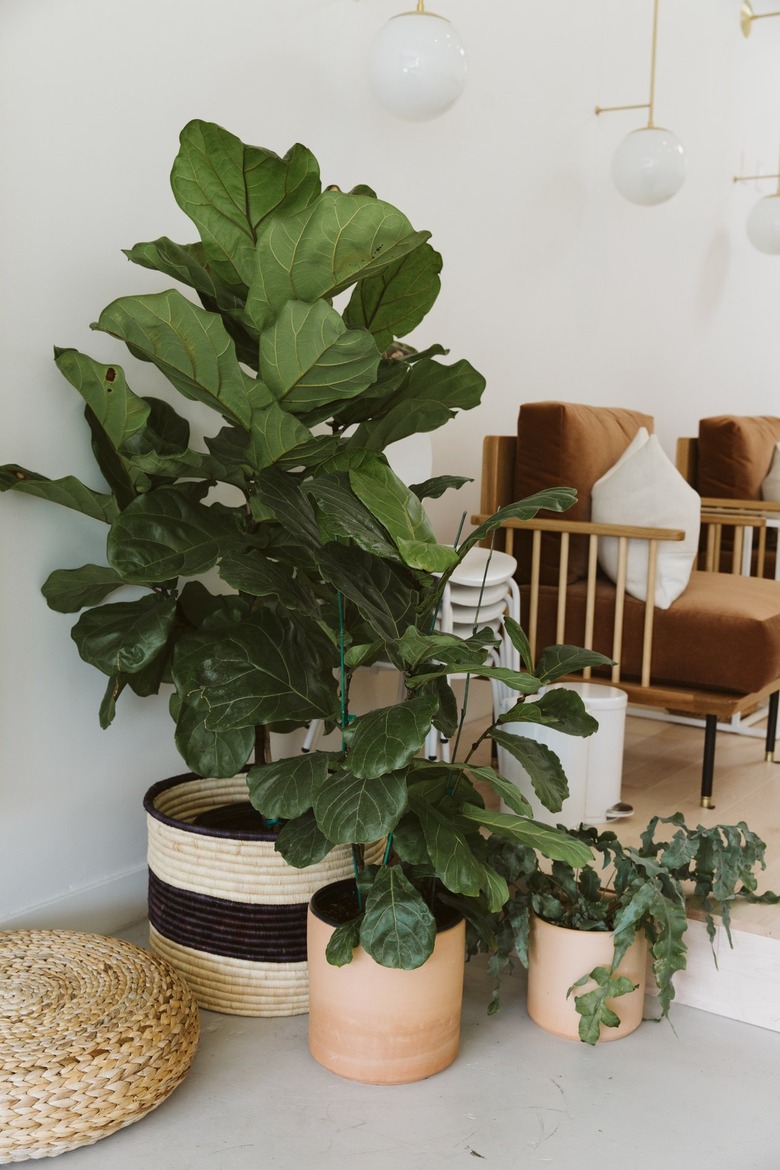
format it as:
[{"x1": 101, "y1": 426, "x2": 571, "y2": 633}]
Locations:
[
  {"x1": 0, "y1": 930, "x2": 199, "y2": 1164},
  {"x1": 145, "y1": 772, "x2": 383, "y2": 1017}
]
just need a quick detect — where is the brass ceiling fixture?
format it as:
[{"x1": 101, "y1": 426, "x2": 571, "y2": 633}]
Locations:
[{"x1": 740, "y1": 2, "x2": 780, "y2": 37}]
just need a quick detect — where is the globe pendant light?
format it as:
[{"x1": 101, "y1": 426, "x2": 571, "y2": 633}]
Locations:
[
  {"x1": 596, "y1": 0, "x2": 686, "y2": 206},
  {"x1": 368, "y1": 1, "x2": 467, "y2": 122},
  {"x1": 734, "y1": 160, "x2": 780, "y2": 254}
]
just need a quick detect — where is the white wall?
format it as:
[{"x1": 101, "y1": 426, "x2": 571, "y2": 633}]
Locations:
[{"x1": 1, "y1": 0, "x2": 779, "y2": 929}]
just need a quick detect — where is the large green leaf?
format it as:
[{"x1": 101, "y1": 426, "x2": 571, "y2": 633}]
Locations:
[
  {"x1": 107, "y1": 487, "x2": 228, "y2": 583},
  {"x1": 124, "y1": 237, "x2": 247, "y2": 318},
  {"x1": 71, "y1": 594, "x2": 176, "y2": 676},
  {"x1": 54, "y1": 349, "x2": 150, "y2": 454},
  {"x1": 466, "y1": 765, "x2": 534, "y2": 817},
  {"x1": 0, "y1": 465, "x2": 118, "y2": 524},
  {"x1": 348, "y1": 457, "x2": 437, "y2": 549},
  {"x1": 259, "y1": 300, "x2": 380, "y2": 415},
  {"x1": 245, "y1": 401, "x2": 313, "y2": 471},
  {"x1": 313, "y1": 767, "x2": 408, "y2": 844},
  {"x1": 275, "y1": 809, "x2": 335, "y2": 869},
  {"x1": 572, "y1": 966, "x2": 638, "y2": 1045},
  {"x1": 244, "y1": 191, "x2": 430, "y2": 331},
  {"x1": 360, "y1": 866, "x2": 437, "y2": 970},
  {"x1": 342, "y1": 243, "x2": 442, "y2": 351},
  {"x1": 344, "y1": 694, "x2": 438, "y2": 779},
  {"x1": 218, "y1": 551, "x2": 320, "y2": 618},
  {"x1": 534, "y1": 645, "x2": 615, "y2": 685},
  {"x1": 41, "y1": 563, "x2": 126, "y2": 613},
  {"x1": 460, "y1": 805, "x2": 593, "y2": 867},
  {"x1": 489, "y1": 728, "x2": 570, "y2": 813},
  {"x1": 458, "y1": 488, "x2": 579, "y2": 556},
  {"x1": 247, "y1": 751, "x2": 332, "y2": 819},
  {"x1": 94, "y1": 290, "x2": 271, "y2": 429},
  {"x1": 171, "y1": 610, "x2": 340, "y2": 731},
  {"x1": 171, "y1": 120, "x2": 321, "y2": 292},
  {"x1": 304, "y1": 473, "x2": 400, "y2": 561},
  {"x1": 349, "y1": 357, "x2": 486, "y2": 450},
  {"x1": 315, "y1": 543, "x2": 416, "y2": 645},
  {"x1": 499, "y1": 689, "x2": 599, "y2": 738},
  {"x1": 412, "y1": 801, "x2": 485, "y2": 898},
  {"x1": 172, "y1": 696, "x2": 254, "y2": 779}
]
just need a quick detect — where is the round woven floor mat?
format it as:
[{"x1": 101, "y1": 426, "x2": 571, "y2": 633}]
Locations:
[{"x1": 0, "y1": 930, "x2": 200, "y2": 1164}]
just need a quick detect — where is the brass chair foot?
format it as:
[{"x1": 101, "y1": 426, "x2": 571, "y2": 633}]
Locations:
[
  {"x1": 766, "y1": 751, "x2": 775, "y2": 763},
  {"x1": 701, "y1": 796, "x2": 715, "y2": 809}
]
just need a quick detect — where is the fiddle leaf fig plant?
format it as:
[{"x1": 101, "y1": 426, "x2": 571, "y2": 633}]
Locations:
[{"x1": 1, "y1": 118, "x2": 609, "y2": 973}]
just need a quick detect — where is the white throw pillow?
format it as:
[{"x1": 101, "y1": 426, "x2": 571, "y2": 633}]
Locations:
[
  {"x1": 761, "y1": 442, "x2": 780, "y2": 502},
  {"x1": 591, "y1": 429, "x2": 700, "y2": 609}
]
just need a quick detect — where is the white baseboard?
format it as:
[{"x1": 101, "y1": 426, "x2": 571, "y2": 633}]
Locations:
[{"x1": 0, "y1": 864, "x2": 148, "y2": 935}]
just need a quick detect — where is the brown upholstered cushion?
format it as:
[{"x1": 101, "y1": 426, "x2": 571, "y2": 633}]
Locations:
[
  {"x1": 698, "y1": 415, "x2": 780, "y2": 500},
  {"x1": 525, "y1": 571, "x2": 780, "y2": 697},
  {"x1": 513, "y1": 402, "x2": 654, "y2": 583}
]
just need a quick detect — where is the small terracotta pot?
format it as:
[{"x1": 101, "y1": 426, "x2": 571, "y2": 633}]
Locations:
[
  {"x1": 527, "y1": 913, "x2": 648, "y2": 1042},
  {"x1": 307, "y1": 879, "x2": 466, "y2": 1084}
]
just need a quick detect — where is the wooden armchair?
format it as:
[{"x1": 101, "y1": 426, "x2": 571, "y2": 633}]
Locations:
[
  {"x1": 475, "y1": 404, "x2": 780, "y2": 808},
  {"x1": 676, "y1": 415, "x2": 780, "y2": 579}
]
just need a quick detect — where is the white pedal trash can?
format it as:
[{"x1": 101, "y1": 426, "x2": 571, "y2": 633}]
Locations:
[{"x1": 497, "y1": 681, "x2": 630, "y2": 828}]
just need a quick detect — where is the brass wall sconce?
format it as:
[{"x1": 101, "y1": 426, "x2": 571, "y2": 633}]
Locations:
[
  {"x1": 734, "y1": 162, "x2": 780, "y2": 252},
  {"x1": 596, "y1": 0, "x2": 686, "y2": 205},
  {"x1": 740, "y1": 2, "x2": 780, "y2": 37}
]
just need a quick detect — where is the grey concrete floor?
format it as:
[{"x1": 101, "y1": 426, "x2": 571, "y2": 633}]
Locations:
[{"x1": 47, "y1": 922, "x2": 780, "y2": 1170}]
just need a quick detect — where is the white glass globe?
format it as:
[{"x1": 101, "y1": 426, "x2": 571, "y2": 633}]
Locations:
[
  {"x1": 611, "y1": 127, "x2": 687, "y2": 206},
  {"x1": 368, "y1": 12, "x2": 467, "y2": 122},
  {"x1": 746, "y1": 194, "x2": 780, "y2": 254}
]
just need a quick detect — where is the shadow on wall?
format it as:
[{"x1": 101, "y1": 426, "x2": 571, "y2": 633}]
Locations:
[{"x1": 697, "y1": 229, "x2": 731, "y2": 319}]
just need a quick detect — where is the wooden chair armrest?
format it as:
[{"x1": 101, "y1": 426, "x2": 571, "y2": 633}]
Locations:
[
  {"x1": 701, "y1": 497, "x2": 780, "y2": 516},
  {"x1": 471, "y1": 514, "x2": 685, "y2": 542}
]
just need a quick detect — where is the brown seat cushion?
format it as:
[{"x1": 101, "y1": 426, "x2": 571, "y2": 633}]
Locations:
[
  {"x1": 698, "y1": 415, "x2": 780, "y2": 500},
  {"x1": 524, "y1": 571, "x2": 780, "y2": 697},
  {"x1": 514, "y1": 402, "x2": 654, "y2": 584}
]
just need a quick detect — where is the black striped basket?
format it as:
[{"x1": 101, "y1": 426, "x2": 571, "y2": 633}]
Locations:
[{"x1": 144, "y1": 772, "x2": 379, "y2": 1017}]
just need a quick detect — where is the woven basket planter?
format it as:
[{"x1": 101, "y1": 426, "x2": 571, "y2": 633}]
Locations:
[
  {"x1": 145, "y1": 772, "x2": 380, "y2": 1018},
  {"x1": 0, "y1": 930, "x2": 199, "y2": 1164}
]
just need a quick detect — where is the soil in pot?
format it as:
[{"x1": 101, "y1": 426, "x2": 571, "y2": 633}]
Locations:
[{"x1": 307, "y1": 877, "x2": 466, "y2": 1085}]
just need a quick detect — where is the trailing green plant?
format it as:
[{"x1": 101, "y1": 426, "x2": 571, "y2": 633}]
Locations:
[
  {"x1": 471, "y1": 813, "x2": 780, "y2": 1042},
  {"x1": 0, "y1": 118, "x2": 610, "y2": 973}
]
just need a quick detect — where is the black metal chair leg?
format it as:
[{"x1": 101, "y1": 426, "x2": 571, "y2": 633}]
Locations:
[
  {"x1": 766, "y1": 691, "x2": 779, "y2": 762},
  {"x1": 700, "y1": 714, "x2": 718, "y2": 809}
]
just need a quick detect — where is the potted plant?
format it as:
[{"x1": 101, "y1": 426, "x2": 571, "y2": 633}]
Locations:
[
  {"x1": 472, "y1": 814, "x2": 780, "y2": 1044},
  {"x1": 0, "y1": 118, "x2": 602, "y2": 1026}
]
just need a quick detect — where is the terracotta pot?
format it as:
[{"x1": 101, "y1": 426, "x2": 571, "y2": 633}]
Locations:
[
  {"x1": 527, "y1": 913, "x2": 648, "y2": 1042},
  {"x1": 307, "y1": 878, "x2": 466, "y2": 1084}
]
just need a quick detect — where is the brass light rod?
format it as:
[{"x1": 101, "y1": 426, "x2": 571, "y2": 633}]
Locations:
[
  {"x1": 741, "y1": 1, "x2": 780, "y2": 36},
  {"x1": 595, "y1": 0, "x2": 660, "y2": 127}
]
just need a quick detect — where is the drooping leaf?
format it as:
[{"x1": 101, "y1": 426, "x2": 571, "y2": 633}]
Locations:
[
  {"x1": 54, "y1": 349, "x2": 151, "y2": 456},
  {"x1": 325, "y1": 918, "x2": 362, "y2": 967},
  {"x1": 172, "y1": 697, "x2": 254, "y2": 779},
  {"x1": 348, "y1": 456, "x2": 437, "y2": 548},
  {"x1": 217, "y1": 551, "x2": 321, "y2": 619},
  {"x1": 499, "y1": 688, "x2": 599, "y2": 738},
  {"x1": 571, "y1": 965, "x2": 638, "y2": 1046},
  {"x1": 171, "y1": 120, "x2": 321, "y2": 292},
  {"x1": 534, "y1": 645, "x2": 615, "y2": 685},
  {"x1": 460, "y1": 805, "x2": 593, "y2": 867},
  {"x1": 244, "y1": 191, "x2": 430, "y2": 331},
  {"x1": 304, "y1": 472, "x2": 399, "y2": 561},
  {"x1": 488, "y1": 729, "x2": 570, "y2": 813},
  {"x1": 348, "y1": 357, "x2": 486, "y2": 450},
  {"x1": 458, "y1": 489, "x2": 579, "y2": 557},
  {"x1": 93, "y1": 290, "x2": 271, "y2": 429},
  {"x1": 342, "y1": 242, "x2": 442, "y2": 351},
  {"x1": 0, "y1": 465, "x2": 118, "y2": 523},
  {"x1": 315, "y1": 543, "x2": 416, "y2": 645},
  {"x1": 99, "y1": 675, "x2": 124, "y2": 729},
  {"x1": 466, "y1": 765, "x2": 534, "y2": 817},
  {"x1": 259, "y1": 300, "x2": 380, "y2": 415},
  {"x1": 250, "y1": 465, "x2": 321, "y2": 547},
  {"x1": 275, "y1": 808, "x2": 334, "y2": 868},
  {"x1": 409, "y1": 474, "x2": 472, "y2": 502},
  {"x1": 71, "y1": 595, "x2": 176, "y2": 676},
  {"x1": 313, "y1": 767, "x2": 408, "y2": 844},
  {"x1": 124, "y1": 237, "x2": 247, "y2": 318},
  {"x1": 41, "y1": 564, "x2": 126, "y2": 613},
  {"x1": 412, "y1": 800, "x2": 485, "y2": 899},
  {"x1": 360, "y1": 866, "x2": 437, "y2": 970},
  {"x1": 344, "y1": 694, "x2": 438, "y2": 779},
  {"x1": 245, "y1": 401, "x2": 313, "y2": 471},
  {"x1": 107, "y1": 487, "x2": 229, "y2": 583},
  {"x1": 502, "y1": 615, "x2": 534, "y2": 673},
  {"x1": 247, "y1": 751, "x2": 332, "y2": 820},
  {"x1": 172, "y1": 610, "x2": 340, "y2": 731}
]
